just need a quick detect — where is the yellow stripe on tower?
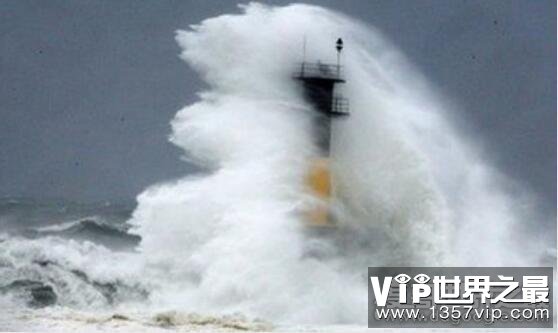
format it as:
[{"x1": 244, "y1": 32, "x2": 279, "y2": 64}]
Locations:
[{"x1": 305, "y1": 158, "x2": 333, "y2": 226}]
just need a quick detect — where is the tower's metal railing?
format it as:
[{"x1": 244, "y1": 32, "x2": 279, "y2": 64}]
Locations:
[{"x1": 295, "y1": 62, "x2": 344, "y2": 81}]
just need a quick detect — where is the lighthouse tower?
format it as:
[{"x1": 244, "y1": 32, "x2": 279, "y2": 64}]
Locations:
[{"x1": 295, "y1": 38, "x2": 348, "y2": 226}]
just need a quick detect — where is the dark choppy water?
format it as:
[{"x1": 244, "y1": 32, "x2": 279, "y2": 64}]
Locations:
[
  {"x1": 0, "y1": 197, "x2": 143, "y2": 310},
  {"x1": 0, "y1": 197, "x2": 140, "y2": 250}
]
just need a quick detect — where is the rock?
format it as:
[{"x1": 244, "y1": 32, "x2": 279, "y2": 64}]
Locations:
[{"x1": 29, "y1": 285, "x2": 57, "y2": 308}]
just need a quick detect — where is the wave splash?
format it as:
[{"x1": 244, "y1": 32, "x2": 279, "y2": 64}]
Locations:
[{"x1": 127, "y1": 2, "x2": 547, "y2": 325}]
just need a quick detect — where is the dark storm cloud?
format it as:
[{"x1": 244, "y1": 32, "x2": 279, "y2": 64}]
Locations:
[{"x1": 0, "y1": 1, "x2": 555, "y2": 218}]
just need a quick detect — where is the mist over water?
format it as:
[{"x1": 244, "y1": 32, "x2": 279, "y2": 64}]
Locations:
[{"x1": 0, "y1": 3, "x2": 552, "y2": 330}]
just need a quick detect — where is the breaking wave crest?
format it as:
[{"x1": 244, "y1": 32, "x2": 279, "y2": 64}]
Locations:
[{"x1": 25, "y1": 218, "x2": 140, "y2": 250}]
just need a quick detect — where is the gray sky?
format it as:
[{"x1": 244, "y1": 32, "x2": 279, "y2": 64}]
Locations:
[{"x1": 0, "y1": 1, "x2": 555, "y2": 216}]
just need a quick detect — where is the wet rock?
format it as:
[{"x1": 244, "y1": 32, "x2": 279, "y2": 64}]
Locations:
[
  {"x1": 0, "y1": 279, "x2": 57, "y2": 308},
  {"x1": 29, "y1": 285, "x2": 57, "y2": 308}
]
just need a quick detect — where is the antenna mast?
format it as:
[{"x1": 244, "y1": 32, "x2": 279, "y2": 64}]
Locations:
[{"x1": 303, "y1": 35, "x2": 307, "y2": 62}]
